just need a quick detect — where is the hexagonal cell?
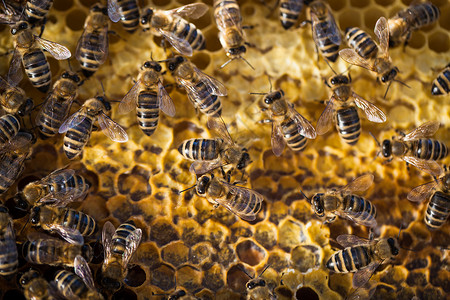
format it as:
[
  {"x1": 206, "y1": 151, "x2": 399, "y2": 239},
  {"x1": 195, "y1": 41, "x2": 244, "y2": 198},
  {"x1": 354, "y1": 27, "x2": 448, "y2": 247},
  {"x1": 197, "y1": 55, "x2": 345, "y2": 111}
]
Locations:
[
  {"x1": 226, "y1": 264, "x2": 249, "y2": 293},
  {"x1": 217, "y1": 244, "x2": 236, "y2": 268},
  {"x1": 290, "y1": 245, "x2": 321, "y2": 273},
  {"x1": 150, "y1": 218, "x2": 180, "y2": 247},
  {"x1": 254, "y1": 222, "x2": 277, "y2": 250},
  {"x1": 202, "y1": 264, "x2": 225, "y2": 291},
  {"x1": 296, "y1": 287, "x2": 319, "y2": 300},
  {"x1": 176, "y1": 265, "x2": 203, "y2": 292},
  {"x1": 124, "y1": 265, "x2": 146, "y2": 287},
  {"x1": 267, "y1": 250, "x2": 290, "y2": 272},
  {"x1": 190, "y1": 242, "x2": 215, "y2": 265},
  {"x1": 112, "y1": 288, "x2": 137, "y2": 300},
  {"x1": 180, "y1": 219, "x2": 206, "y2": 246},
  {"x1": 151, "y1": 264, "x2": 176, "y2": 291},
  {"x1": 117, "y1": 166, "x2": 151, "y2": 202},
  {"x1": 161, "y1": 241, "x2": 190, "y2": 267},
  {"x1": 428, "y1": 31, "x2": 450, "y2": 53},
  {"x1": 269, "y1": 201, "x2": 289, "y2": 224},
  {"x1": 278, "y1": 219, "x2": 307, "y2": 252},
  {"x1": 236, "y1": 240, "x2": 266, "y2": 266}
]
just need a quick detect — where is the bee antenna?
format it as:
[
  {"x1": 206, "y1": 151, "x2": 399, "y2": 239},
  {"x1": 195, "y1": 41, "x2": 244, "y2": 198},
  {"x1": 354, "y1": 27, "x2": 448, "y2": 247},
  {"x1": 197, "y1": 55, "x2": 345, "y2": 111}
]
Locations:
[
  {"x1": 178, "y1": 184, "x2": 196, "y2": 194},
  {"x1": 98, "y1": 79, "x2": 106, "y2": 96},
  {"x1": 368, "y1": 132, "x2": 381, "y2": 148},
  {"x1": 325, "y1": 60, "x2": 337, "y2": 75},
  {"x1": 249, "y1": 92, "x2": 267, "y2": 95},
  {"x1": 150, "y1": 52, "x2": 154, "y2": 61},
  {"x1": 241, "y1": 57, "x2": 255, "y2": 70},
  {"x1": 220, "y1": 58, "x2": 234, "y2": 69},
  {"x1": 299, "y1": 189, "x2": 311, "y2": 203},
  {"x1": 267, "y1": 75, "x2": 272, "y2": 92},
  {"x1": 237, "y1": 265, "x2": 254, "y2": 279},
  {"x1": 383, "y1": 81, "x2": 392, "y2": 99},
  {"x1": 257, "y1": 264, "x2": 271, "y2": 278},
  {"x1": 394, "y1": 79, "x2": 411, "y2": 89},
  {"x1": 67, "y1": 58, "x2": 73, "y2": 71},
  {"x1": 20, "y1": 217, "x2": 30, "y2": 236},
  {"x1": 444, "y1": 165, "x2": 448, "y2": 172}
]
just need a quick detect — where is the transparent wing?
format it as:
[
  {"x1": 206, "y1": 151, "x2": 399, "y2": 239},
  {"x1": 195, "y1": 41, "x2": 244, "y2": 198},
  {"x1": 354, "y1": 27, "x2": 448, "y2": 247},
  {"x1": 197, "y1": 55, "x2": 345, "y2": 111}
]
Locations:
[
  {"x1": 407, "y1": 181, "x2": 437, "y2": 203},
  {"x1": 352, "y1": 262, "x2": 380, "y2": 288},
  {"x1": 41, "y1": 167, "x2": 75, "y2": 183},
  {"x1": 74, "y1": 255, "x2": 95, "y2": 290},
  {"x1": 102, "y1": 221, "x2": 115, "y2": 263},
  {"x1": 339, "y1": 49, "x2": 374, "y2": 71},
  {"x1": 271, "y1": 121, "x2": 286, "y2": 157},
  {"x1": 76, "y1": 29, "x2": 109, "y2": 64},
  {"x1": 339, "y1": 211, "x2": 377, "y2": 228},
  {"x1": 311, "y1": 9, "x2": 341, "y2": 45},
  {"x1": 189, "y1": 159, "x2": 223, "y2": 175},
  {"x1": 352, "y1": 93, "x2": 386, "y2": 123},
  {"x1": 36, "y1": 93, "x2": 75, "y2": 132},
  {"x1": 108, "y1": 0, "x2": 121, "y2": 22},
  {"x1": 374, "y1": 17, "x2": 389, "y2": 58},
  {"x1": 159, "y1": 29, "x2": 193, "y2": 57},
  {"x1": 193, "y1": 67, "x2": 227, "y2": 96},
  {"x1": 121, "y1": 228, "x2": 142, "y2": 269},
  {"x1": 215, "y1": 2, "x2": 242, "y2": 35},
  {"x1": 402, "y1": 121, "x2": 440, "y2": 141},
  {"x1": 49, "y1": 224, "x2": 84, "y2": 245},
  {"x1": 97, "y1": 113, "x2": 128, "y2": 142},
  {"x1": 402, "y1": 156, "x2": 443, "y2": 177},
  {"x1": 36, "y1": 36, "x2": 71, "y2": 60},
  {"x1": 207, "y1": 116, "x2": 233, "y2": 144},
  {"x1": 158, "y1": 81, "x2": 175, "y2": 117},
  {"x1": 289, "y1": 104, "x2": 317, "y2": 139},
  {"x1": 7, "y1": 48, "x2": 23, "y2": 87},
  {"x1": 168, "y1": 3, "x2": 209, "y2": 19},
  {"x1": 316, "y1": 98, "x2": 335, "y2": 135},
  {"x1": 336, "y1": 234, "x2": 370, "y2": 248},
  {"x1": 341, "y1": 174, "x2": 374, "y2": 193},
  {"x1": 118, "y1": 80, "x2": 140, "y2": 114},
  {"x1": 58, "y1": 110, "x2": 87, "y2": 134}
]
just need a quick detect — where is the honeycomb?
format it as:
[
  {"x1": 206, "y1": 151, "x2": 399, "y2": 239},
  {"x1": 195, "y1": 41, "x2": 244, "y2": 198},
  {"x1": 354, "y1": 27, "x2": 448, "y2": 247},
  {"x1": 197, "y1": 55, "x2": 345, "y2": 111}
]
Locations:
[{"x1": 0, "y1": 0, "x2": 449, "y2": 299}]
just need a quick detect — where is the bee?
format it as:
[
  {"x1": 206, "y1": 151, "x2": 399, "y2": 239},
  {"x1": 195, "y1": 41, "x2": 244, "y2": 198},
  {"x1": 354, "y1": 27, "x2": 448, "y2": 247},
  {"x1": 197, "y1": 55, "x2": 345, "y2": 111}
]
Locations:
[
  {"x1": 118, "y1": 60, "x2": 175, "y2": 137},
  {"x1": 339, "y1": 17, "x2": 400, "y2": 95},
  {"x1": 195, "y1": 173, "x2": 264, "y2": 221},
  {"x1": 12, "y1": 167, "x2": 90, "y2": 212},
  {"x1": 326, "y1": 234, "x2": 400, "y2": 288},
  {"x1": 373, "y1": 120, "x2": 448, "y2": 177},
  {"x1": 0, "y1": 114, "x2": 20, "y2": 145},
  {"x1": 431, "y1": 63, "x2": 449, "y2": 96},
  {"x1": 0, "y1": 205, "x2": 18, "y2": 275},
  {"x1": 304, "y1": 174, "x2": 377, "y2": 228},
  {"x1": 76, "y1": 3, "x2": 110, "y2": 78},
  {"x1": 19, "y1": 270, "x2": 53, "y2": 300},
  {"x1": 55, "y1": 255, "x2": 103, "y2": 300},
  {"x1": 140, "y1": 3, "x2": 208, "y2": 56},
  {"x1": 101, "y1": 220, "x2": 142, "y2": 292},
  {"x1": 107, "y1": 0, "x2": 140, "y2": 33},
  {"x1": 388, "y1": 2, "x2": 440, "y2": 48},
  {"x1": 59, "y1": 96, "x2": 128, "y2": 159},
  {"x1": 345, "y1": 27, "x2": 378, "y2": 60},
  {"x1": 408, "y1": 166, "x2": 450, "y2": 230},
  {"x1": 30, "y1": 205, "x2": 98, "y2": 245},
  {"x1": 0, "y1": 75, "x2": 34, "y2": 116},
  {"x1": 166, "y1": 55, "x2": 227, "y2": 117},
  {"x1": 177, "y1": 116, "x2": 251, "y2": 176},
  {"x1": 0, "y1": 131, "x2": 34, "y2": 194},
  {"x1": 243, "y1": 265, "x2": 275, "y2": 300},
  {"x1": 257, "y1": 89, "x2": 317, "y2": 157},
  {"x1": 279, "y1": 0, "x2": 303, "y2": 30},
  {"x1": 4, "y1": 20, "x2": 71, "y2": 93},
  {"x1": 35, "y1": 71, "x2": 81, "y2": 139},
  {"x1": 316, "y1": 74, "x2": 386, "y2": 145}
]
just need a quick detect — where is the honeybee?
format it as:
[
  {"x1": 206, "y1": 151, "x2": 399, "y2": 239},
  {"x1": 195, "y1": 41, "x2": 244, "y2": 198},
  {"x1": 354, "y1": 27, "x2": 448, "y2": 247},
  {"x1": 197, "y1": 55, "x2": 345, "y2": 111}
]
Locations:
[
  {"x1": 0, "y1": 75, "x2": 34, "y2": 116},
  {"x1": 0, "y1": 114, "x2": 20, "y2": 145},
  {"x1": 316, "y1": 74, "x2": 386, "y2": 145},
  {"x1": 345, "y1": 27, "x2": 378, "y2": 60},
  {"x1": 101, "y1": 220, "x2": 142, "y2": 292},
  {"x1": 195, "y1": 173, "x2": 264, "y2": 221},
  {"x1": 55, "y1": 255, "x2": 103, "y2": 300},
  {"x1": 19, "y1": 269, "x2": 54, "y2": 300},
  {"x1": 59, "y1": 96, "x2": 128, "y2": 159},
  {"x1": 0, "y1": 205, "x2": 18, "y2": 275},
  {"x1": 4, "y1": 20, "x2": 71, "y2": 93},
  {"x1": 30, "y1": 205, "x2": 98, "y2": 245},
  {"x1": 408, "y1": 166, "x2": 450, "y2": 230},
  {"x1": 373, "y1": 121, "x2": 448, "y2": 177},
  {"x1": 140, "y1": 3, "x2": 208, "y2": 56},
  {"x1": 107, "y1": 0, "x2": 140, "y2": 33},
  {"x1": 431, "y1": 64, "x2": 449, "y2": 96},
  {"x1": 35, "y1": 71, "x2": 81, "y2": 139},
  {"x1": 1, "y1": 0, "x2": 53, "y2": 35},
  {"x1": 0, "y1": 131, "x2": 34, "y2": 194},
  {"x1": 12, "y1": 167, "x2": 90, "y2": 212},
  {"x1": 257, "y1": 89, "x2": 316, "y2": 157},
  {"x1": 304, "y1": 174, "x2": 377, "y2": 228},
  {"x1": 118, "y1": 60, "x2": 175, "y2": 137},
  {"x1": 178, "y1": 116, "x2": 251, "y2": 176},
  {"x1": 388, "y1": 2, "x2": 440, "y2": 48},
  {"x1": 244, "y1": 265, "x2": 275, "y2": 300},
  {"x1": 339, "y1": 17, "x2": 400, "y2": 94},
  {"x1": 166, "y1": 55, "x2": 226, "y2": 117},
  {"x1": 326, "y1": 234, "x2": 400, "y2": 288},
  {"x1": 279, "y1": 0, "x2": 303, "y2": 30},
  {"x1": 76, "y1": 3, "x2": 110, "y2": 78}
]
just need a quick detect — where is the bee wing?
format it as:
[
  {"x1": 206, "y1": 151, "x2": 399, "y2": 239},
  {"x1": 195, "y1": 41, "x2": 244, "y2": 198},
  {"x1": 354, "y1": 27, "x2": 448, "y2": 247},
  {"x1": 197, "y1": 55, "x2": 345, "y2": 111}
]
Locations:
[
  {"x1": 41, "y1": 166, "x2": 76, "y2": 182},
  {"x1": 271, "y1": 121, "x2": 286, "y2": 157},
  {"x1": 215, "y1": 4, "x2": 243, "y2": 36},
  {"x1": 107, "y1": 0, "x2": 121, "y2": 22},
  {"x1": 207, "y1": 116, "x2": 233, "y2": 144},
  {"x1": 59, "y1": 110, "x2": 87, "y2": 134},
  {"x1": 35, "y1": 36, "x2": 71, "y2": 60},
  {"x1": 402, "y1": 121, "x2": 440, "y2": 141},
  {"x1": 340, "y1": 174, "x2": 374, "y2": 193},
  {"x1": 339, "y1": 49, "x2": 374, "y2": 71},
  {"x1": 189, "y1": 159, "x2": 223, "y2": 175},
  {"x1": 76, "y1": 29, "x2": 109, "y2": 64},
  {"x1": 74, "y1": 255, "x2": 96, "y2": 290},
  {"x1": 316, "y1": 97, "x2": 336, "y2": 135},
  {"x1": 39, "y1": 184, "x2": 89, "y2": 207},
  {"x1": 102, "y1": 221, "x2": 115, "y2": 263},
  {"x1": 7, "y1": 48, "x2": 23, "y2": 87},
  {"x1": 193, "y1": 67, "x2": 227, "y2": 96},
  {"x1": 402, "y1": 156, "x2": 443, "y2": 177},
  {"x1": 289, "y1": 104, "x2": 317, "y2": 139},
  {"x1": 118, "y1": 80, "x2": 140, "y2": 114},
  {"x1": 336, "y1": 234, "x2": 370, "y2": 248},
  {"x1": 49, "y1": 224, "x2": 84, "y2": 245},
  {"x1": 121, "y1": 228, "x2": 142, "y2": 269},
  {"x1": 311, "y1": 9, "x2": 341, "y2": 45},
  {"x1": 340, "y1": 211, "x2": 377, "y2": 228},
  {"x1": 352, "y1": 261, "x2": 380, "y2": 289},
  {"x1": 97, "y1": 113, "x2": 129, "y2": 143},
  {"x1": 158, "y1": 29, "x2": 193, "y2": 57},
  {"x1": 352, "y1": 93, "x2": 386, "y2": 123},
  {"x1": 168, "y1": 3, "x2": 209, "y2": 19},
  {"x1": 374, "y1": 17, "x2": 389, "y2": 58},
  {"x1": 158, "y1": 81, "x2": 176, "y2": 117},
  {"x1": 37, "y1": 93, "x2": 74, "y2": 132},
  {"x1": 407, "y1": 181, "x2": 437, "y2": 203}
]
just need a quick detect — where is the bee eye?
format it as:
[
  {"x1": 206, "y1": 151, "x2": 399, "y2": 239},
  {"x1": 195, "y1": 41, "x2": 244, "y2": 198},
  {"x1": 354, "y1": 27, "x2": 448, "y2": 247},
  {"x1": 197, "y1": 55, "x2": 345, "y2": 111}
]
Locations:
[
  {"x1": 381, "y1": 76, "x2": 387, "y2": 83},
  {"x1": 176, "y1": 56, "x2": 184, "y2": 63},
  {"x1": 264, "y1": 97, "x2": 273, "y2": 104},
  {"x1": 240, "y1": 46, "x2": 246, "y2": 53},
  {"x1": 73, "y1": 75, "x2": 80, "y2": 83},
  {"x1": 154, "y1": 64, "x2": 162, "y2": 72},
  {"x1": 141, "y1": 17, "x2": 147, "y2": 24},
  {"x1": 19, "y1": 22, "x2": 28, "y2": 30},
  {"x1": 168, "y1": 63, "x2": 175, "y2": 71},
  {"x1": 62, "y1": 72, "x2": 68, "y2": 78},
  {"x1": 144, "y1": 62, "x2": 150, "y2": 68},
  {"x1": 10, "y1": 28, "x2": 17, "y2": 35}
]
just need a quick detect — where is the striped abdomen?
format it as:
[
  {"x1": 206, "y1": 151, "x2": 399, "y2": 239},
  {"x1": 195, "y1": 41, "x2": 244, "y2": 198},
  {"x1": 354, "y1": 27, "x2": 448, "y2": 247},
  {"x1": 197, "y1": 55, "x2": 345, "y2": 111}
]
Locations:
[
  {"x1": 412, "y1": 139, "x2": 448, "y2": 161},
  {"x1": 431, "y1": 65, "x2": 450, "y2": 96},
  {"x1": 48, "y1": 173, "x2": 90, "y2": 198},
  {"x1": 0, "y1": 114, "x2": 20, "y2": 145},
  {"x1": 58, "y1": 208, "x2": 97, "y2": 237},
  {"x1": 224, "y1": 189, "x2": 262, "y2": 218},
  {"x1": 55, "y1": 270, "x2": 89, "y2": 299},
  {"x1": 405, "y1": 3, "x2": 440, "y2": 30},
  {"x1": 279, "y1": 0, "x2": 303, "y2": 30},
  {"x1": 167, "y1": 17, "x2": 206, "y2": 51},
  {"x1": 282, "y1": 118, "x2": 308, "y2": 152},
  {"x1": 191, "y1": 81, "x2": 222, "y2": 116},
  {"x1": 326, "y1": 245, "x2": 372, "y2": 273},
  {"x1": 336, "y1": 106, "x2": 360, "y2": 145},
  {"x1": 214, "y1": 0, "x2": 242, "y2": 29},
  {"x1": 22, "y1": 49, "x2": 51, "y2": 93},
  {"x1": 37, "y1": 99, "x2": 72, "y2": 139},
  {"x1": 22, "y1": 239, "x2": 59, "y2": 265},
  {"x1": 76, "y1": 30, "x2": 108, "y2": 78},
  {"x1": 0, "y1": 154, "x2": 26, "y2": 194},
  {"x1": 342, "y1": 194, "x2": 376, "y2": 226},
  {"x1": 137, "y1": 90, "x2": 159, "y2": 136},
  {"x1": 178, "y1": 138, "x2": 221, "y2": 161},
  {"x1": 25, "y1": 0, "x2": 53, "y2": 22},
  {"x1": 117, "y1": 0, "x2": 140, "y2": 33},
  {"x1": 0, "y1": 230, "x2": 18, "y2": 275},
  {"x1": 63, "y1": 116, "x2": 94, "y2": 159},
  {"x1": 345, "y1": 27, "x2": 378, "y2": 59},
  {"x1": 425, "y1": 191, "x2": 450, "y2": 230},
  {"x1": 111, "y1": 220, "x2": 139, "y2": 256}
]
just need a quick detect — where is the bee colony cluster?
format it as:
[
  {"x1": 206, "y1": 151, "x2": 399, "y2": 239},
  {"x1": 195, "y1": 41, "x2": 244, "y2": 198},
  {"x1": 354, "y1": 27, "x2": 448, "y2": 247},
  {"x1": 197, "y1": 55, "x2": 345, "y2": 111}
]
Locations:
[{"x1": 0, "y1": 0, "x2": 449, "y2": 299}]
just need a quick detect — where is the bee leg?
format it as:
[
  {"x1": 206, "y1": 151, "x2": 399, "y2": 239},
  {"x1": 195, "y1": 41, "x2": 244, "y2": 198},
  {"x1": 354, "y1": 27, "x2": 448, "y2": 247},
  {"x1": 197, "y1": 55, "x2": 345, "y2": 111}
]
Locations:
[
  {"x1": 38, "y1": 18, "x2": 48, "y2": 38},
  {"x1": 258, "y1": 119, "x2": 272, "y2": 125},
  {"x1": 299, "y1": 20, "x2": 312, "y2": 28}
]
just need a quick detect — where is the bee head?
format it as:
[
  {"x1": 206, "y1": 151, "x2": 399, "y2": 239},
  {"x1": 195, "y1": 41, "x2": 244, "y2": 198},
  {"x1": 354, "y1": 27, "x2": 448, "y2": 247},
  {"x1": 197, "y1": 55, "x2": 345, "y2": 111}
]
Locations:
[
  {"x1": 381, "y1": 139, "x2": 392, "y2": 158},
  {"x1": 96, "y1": 96, "x2": 111, "y2": 111},
  {"x1": 92, "y1": 3, "x2": 107, "y2": 15},
  {"x1": 82, "y1": 244, "x2": 93, "y2": 262},
  {"x1": 387, "y1": 237, "x2": 399, "y2": 256},
  {"x1": 30, "y1": 206, "x2": 41, "y2": 225},
  {"x1": 196, "y1": 175, "x2": 212, "y2": 195},
  {"x1": 143, "y1": 61, "x2": 162, "y2": 72},
  {"x1": 167, "y1": 56, "x2": 185, "y2": 72},
  {"x1": 62, "y1": 71, "x2": 81, "y2": 83},
  {"x1": 228, "y1": 45, "x2": 246, "y2": 58},
  {"x1": 101, "y1": 275, "x2": 122, "y2": 292},
  {"x1": 381, "y1": 68, "x2": 398, "y2": 83},
  {"x1": 13, "y1": 195, "x2": 30, "y2": 212},
  {"x1": 329, "y1": 75, "x2": 349, "y2": 86},
  {"x1": 140, "y1": 8, "x2": 154, "y2": 25},
  {"x1": 237, "y1": 151, "x2": 251, "y2": 170},
  {"x1": 19, "y1": 270, "x2": 40, "y2": 287},
  {"x1": 18, "y1": 98, "x2": 34, "y2": 117},
  {"x1": 264, "y1": 90, "x2": 284, "y2": 105},
  {"x1": 11, "y1": 21, "x2": 29, "y2": 35},
  {"x1": 246, "y1": 278, "x2": 266, "y2": 290},
  {"x1": 312, "y1": 193, "x2": 325, "y2": 217}
]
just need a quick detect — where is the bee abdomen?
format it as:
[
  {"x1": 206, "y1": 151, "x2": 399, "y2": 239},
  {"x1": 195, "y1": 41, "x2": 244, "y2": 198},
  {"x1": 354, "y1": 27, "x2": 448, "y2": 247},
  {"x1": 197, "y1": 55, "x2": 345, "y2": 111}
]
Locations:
[
  {"x1": 23, "y1": 239, "x2": 56, "y2": 265},
  {"x1": 336, "y1": 106, "x2": 360, "y2": 145},
  {"x1": 0, "y1": 114, "x2": 19, "y2": 144},
  {"x1": 137, "y1": 91, "x2": 159, "y2": 137},
  {"x1": 0, "y1": 155, "x2": 25, "y2": 193},
  {"x1": 431, "y1": 65, "x2": 450, "y2": 96},
  {"x1": 63, "y1": 117, "x2": 93, "y2": 159},
  {"x1": 193, "y1": 82, "x2": 222, "y2": 116},
  {"x1": 407, "y1": 3, "x2": 440, "y2": 29},
  {"x1": 77, "y1": 31, "x2": 106, "y2": 78},
  {"x1": 55, "y1": 270, "x2": 89, "y2": 298},
  {"x1": 279, "y1": 0, "x2": 303, "y2": 30},
  {"x1": 314, "y1": 21, "x2": 341, "y2": 62},
  {"x1": 117, "y1": 0, "x2": 140, "y2": 33},
  {"x1": 112, "y1": 220, "x2": 138, "y2": 255},
  {"x1": 282, "y1": 118, "x2": 308, "y2": 152},
  {"x1": 0, "y1": 237, "x2": 18, "y2": 275},
  {"x1": 343, "y1": 194, "x2": 377, "y2": 225},
  {"x1": 345, "y1": 27, "x2": 378, "y2": 59},
  {"x1": 414, "y1": 139, "x2": 448, "y2": 160},
  {"x1": 326, "y1": 245, "x2": 371, "y2": 273},
  {"x1": 25, "y1": 0, "x2": 53, "y2": 22},
  {"x1": 172, "y1": 18, "x2": 206, "y2": 51},
  {"x1": 22, "y1": 49, "x2": 51, "y2": 93},
  {"x1": 62, "y1": 209, "x2": 97, "y2": 237},
  {"x1": 37, "y1": 100, "x2": 71, "y2": 139},
  {"x1": 178, "y1": 139, "x2": 220, "y2": 161},
  {"x1": 425, "y1": 191, "x2": 450, "y2": 230},
  {"x1": 226, "y1": 191, "x2": 262, "y2": 216}
]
